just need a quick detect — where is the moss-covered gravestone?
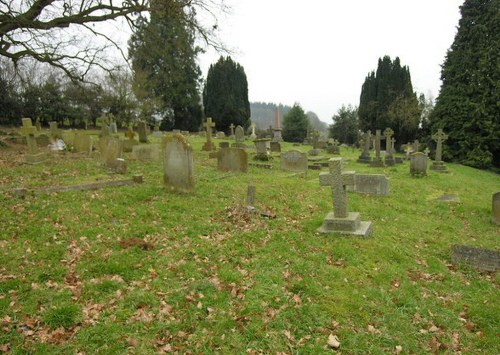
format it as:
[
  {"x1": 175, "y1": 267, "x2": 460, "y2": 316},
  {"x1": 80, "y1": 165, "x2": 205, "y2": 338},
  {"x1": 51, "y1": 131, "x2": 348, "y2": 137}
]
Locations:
[
  {"x1": 317, "y1": 157, "x2": 372, "y2": 236},
  {"x1": 162, "y1": 134, "x2": 194, "y2": 192}
]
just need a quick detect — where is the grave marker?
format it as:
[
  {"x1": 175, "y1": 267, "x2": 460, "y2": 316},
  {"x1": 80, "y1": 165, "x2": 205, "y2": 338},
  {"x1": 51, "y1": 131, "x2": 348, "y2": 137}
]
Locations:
[
  {"x1": 410, "y1": 152, "x2": 428, "y2": 176},
  {"x1": 232, "y1": 125, "x2": 247, "y2": 148},
  {"x1": 492, "y1": 192, "x2": 500, "y2": 225},
  {"x1": 370, "y1": 130, "x2": 384, "y2": 167},
  {"x1": 217, "y1": 148, "x2": 248, "y2": 173},
  {"x1": 202, "y1": 117, "x2": 216, "y2": 151},
  {"x1": 383, "y1": 128, "x2": 395, "y2": 166},
  {"x1": 430, "y1": 128, "x2": 448, "y2": 173},
  {"x1": 451, "y1": 245, "x2": 500, "y2": 272},
  {"x1": 137, "y1": 122, "x2": 148, "y2": 143},
  {"x1": 357, "y1": 130, "x2": 372, "y2": 163},
  {"x1": 162, "y1": 134, "x2": 194, "y2": 192},
  {"x1": 273, "y1": 106, "x2": 283, "y2": 141}
]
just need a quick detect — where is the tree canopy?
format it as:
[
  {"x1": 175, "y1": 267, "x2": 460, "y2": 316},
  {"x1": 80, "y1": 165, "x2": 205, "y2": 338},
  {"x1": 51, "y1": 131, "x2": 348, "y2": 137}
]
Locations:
[
  {"x1": 429, "y1": 0, "x2": 500, "y2": 169},
  {"x1": 203, "y1": 56, "x2": 251, "y2": 132},
  {"x1": 329, "y1": 105, "x2": 359, "y2": 145},
  {"x1": 282, "y1": 104, "x2": 309, "y2": 142}
]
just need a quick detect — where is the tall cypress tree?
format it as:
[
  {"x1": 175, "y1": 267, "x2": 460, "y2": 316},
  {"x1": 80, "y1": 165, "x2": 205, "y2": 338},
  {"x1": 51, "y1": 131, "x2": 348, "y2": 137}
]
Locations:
[
  {"x1": 430, "y1": 0, "x2": 499, "y2": 169},
  {"x1": 282, "y1": 104, "x2": 310, "y2": 142},
  {"x1": 203, "y1": 56, "x2": 251, "y2": 132},
  {"x1": 359, "y1": 56, "x2": 420, "y2": 147}
]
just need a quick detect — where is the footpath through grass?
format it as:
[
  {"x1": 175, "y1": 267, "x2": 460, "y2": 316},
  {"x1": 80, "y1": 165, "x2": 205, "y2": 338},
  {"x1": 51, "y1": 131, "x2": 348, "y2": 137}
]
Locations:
[{"x1": 0, "y1": 134, "x2": 499, "y2": 354}]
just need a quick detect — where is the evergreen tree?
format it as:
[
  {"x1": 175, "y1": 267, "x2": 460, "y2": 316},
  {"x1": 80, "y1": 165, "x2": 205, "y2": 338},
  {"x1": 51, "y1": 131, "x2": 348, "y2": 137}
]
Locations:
[
  {"x1": 129, "y1": 2, "x2": 203, "y2": 131},
  {"x1": 282, "y1": 104, "x2": 309, "y2": 142},
  {"x1": 329, "y1": 105, "x2": 359, "y2": 145},
  {"x1": 359, "y1": 56, "x2": 420, "y2": 145},
  {"x1": 203, "y1": 56, "x2": 251, "y2": 132},
  {"x1": 430, "y1": 0, "x2": 500, "y2": 169}
]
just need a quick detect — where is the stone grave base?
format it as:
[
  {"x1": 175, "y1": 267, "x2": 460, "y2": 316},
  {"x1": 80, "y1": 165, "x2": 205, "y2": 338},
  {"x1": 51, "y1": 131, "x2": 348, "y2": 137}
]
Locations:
[
  {"x1": 395, "y1": 157, "x2": 404, "y2": 164},
  {"x1": 384, "y1": 157, "x2": 396, "y2": 166},
  {"x1": 370, "y1": 158, "x2": 385, "y2": 167},
  {"x1": 253, "y1": 153, "x2": 272, "y2": 161},
  {"x1": 202, "y1": 142, "x2": 216, "y2": 151},
  {"x1": 357, "y1": 156, "x2": 371, "y2": 164},
  {"x1": 249, "y1": 162, "x2": 273, "y2": 169},
  {"x1": 317, "y1": 211, "x2": 372, "y2": 236},
  {"x1": 430, "y1": 161, "x2": 448, "y2": 173},
  {"x1": 231, "y1": 143, "x2": 248, "y2": 149}
]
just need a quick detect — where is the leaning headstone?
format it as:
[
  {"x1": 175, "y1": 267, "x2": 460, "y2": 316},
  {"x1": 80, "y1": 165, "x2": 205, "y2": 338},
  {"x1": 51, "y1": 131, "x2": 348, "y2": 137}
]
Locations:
[
  {"x1": 346, "y1": 174, "x2": 390, "y2": 196},
  {"x1": 232, "y1": 125, "x2": 247, "y2": 148},
  {"x1": 280, "y1": 150, "x2": 307, "y2": 173},
  {"x1": 492, "y1": 192, "x2": 500, "y2": 225},
  {"x1": 430, "y1": 128, "x2": 449, "y2": 173},
  {"x1": 202, "y1": 117, "x2": 216, "y2": 151},
  {"x1": 270, "y1": 141, "x2": 281, "y2": 153},
  {"x1": 132, "y1": 144, "x2": 160, "y2": 162},
  {"x1": 383, "y1": 128, "x2": 395, "y2": 166},
  {"x1": 357, "y1": 130, "x2": 372, "y2": 163},
  {"x1": 73, "y1": 133, "x2": 93, "y2": 155},
  {"x1": 217, "y1": 148, "x2": 248, "y2": 173},
  {"x1": 370, "y1": 130, "x2": 384, "y2": 167},
  {"x1": 410, "y1": 152, "x2": 428, "y2": 176},
  {"x1": 317, "y1": 158, "x2": 372, "y2": 236},
  {"x1": 137, "y1": 122, "x2": 148, "y2": 143},
  {"x1": 162, "y1": 134, "x2": 194, "y2": 192},
  {"x1": 451, "y1": 245, "x2": 500, "y2": 272}
]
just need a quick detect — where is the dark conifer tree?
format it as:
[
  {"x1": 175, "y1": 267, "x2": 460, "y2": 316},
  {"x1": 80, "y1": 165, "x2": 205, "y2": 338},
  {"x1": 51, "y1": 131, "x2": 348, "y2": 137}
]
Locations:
[
  {"x1": 430, "y1": 0, "x2": 499, "y2": 169},
  {"x1": 282, "y1": 104, "x2": 309, "y2": 142}
]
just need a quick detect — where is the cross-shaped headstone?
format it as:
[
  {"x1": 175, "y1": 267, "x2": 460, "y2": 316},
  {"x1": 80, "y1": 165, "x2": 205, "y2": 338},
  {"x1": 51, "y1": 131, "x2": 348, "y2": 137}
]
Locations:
[
  {"x1": 319, "y1": 158, "x2": 355, "y2": 218},
  {"x1": 311, "y1": 130, "x2": 320, "y2": 149},
  {"x1": 432, "y1": 128, "x2": 448, "y2": 162},
  {"x1": 424, "y1": 147, "x2": 430, "y2": 156},
  {"x1": 383, "y1": 128, "x2": 394, "y2": 157},
  {"x1": 204, "y1": 117, "x2": 216, "y2": 142},
  {"x1": 391, "y1": 137, "x2": 396, "y2": 152},
  {"x1": 20, "y1": 118, "x2": 37, "y2": 154},
  {"x1": 374, "y1": 129, "x2": 382, "y2": 159},
  {"x1": 229, "y1": 123, "x2": 235, "y2": 136}
]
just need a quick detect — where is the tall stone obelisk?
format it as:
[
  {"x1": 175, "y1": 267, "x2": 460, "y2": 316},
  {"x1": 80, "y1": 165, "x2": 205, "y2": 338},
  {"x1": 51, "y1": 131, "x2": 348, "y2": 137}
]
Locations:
[{"x1": 272, "y1": 106, "x2": 283, "y2": 142}]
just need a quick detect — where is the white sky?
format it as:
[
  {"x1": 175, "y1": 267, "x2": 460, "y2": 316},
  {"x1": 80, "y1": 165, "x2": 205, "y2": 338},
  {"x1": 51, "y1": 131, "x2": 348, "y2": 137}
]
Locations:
[{"x1": 198, "y1": 0, "x2": 465, "y2": 124}]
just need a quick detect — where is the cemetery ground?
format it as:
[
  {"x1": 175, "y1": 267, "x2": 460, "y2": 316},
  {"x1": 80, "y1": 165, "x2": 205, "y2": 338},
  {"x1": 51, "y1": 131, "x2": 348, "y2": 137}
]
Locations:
[{"x1": 0, "y1": 131, "x2": 499, "y2": 354}]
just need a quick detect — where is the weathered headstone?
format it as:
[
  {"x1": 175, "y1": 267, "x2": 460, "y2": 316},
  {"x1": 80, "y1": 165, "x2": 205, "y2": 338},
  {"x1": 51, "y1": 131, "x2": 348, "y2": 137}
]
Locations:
[
  {"x1": 216, "y1": 131, "x2": 226, "y2": 139},
  {"x1": 137, "y1": 122, "x2": 148, "y2": 143},
  {"x1": 357, "y1": 130, "x2": 372, "y2": 163},
  {"x1": 451, "y1": 245, "x2": 500, "y2": 272},
  {"x1": 100, "y1": 122, "x2": 110, "y2": 138},
  {"x1": 49, "y1": 121, "x2": 62, "y2": 140},
  {"x1": 123, "y1": 127, "x2": 139, "y2": 152},
  {"x1": 412, "y1": 139, "x2": 420, "y2": 153},
  {"x1": 317, "y1": 158, "x2": 372, "y2": 236},
  {"x1": 253, "y1": 138, "x2": 271, "y2": 161},
  {"x1": 280, "y1": 150, "x2": 307, "y2": 173},
  {"x1": 217, "y1": 148, "x2": 248, "y2": 173},
  {"x1": 370, "y1": 130, "x2": 384, "y2": 167},
  {"x1": 346, "y1": 174, "x2": 390, "y2": 196},
  {"x1": 430, "y1": 128, "x2": 448, "y2": 173},
  {"x1": 249, "y1": 123, "x2": 257, "y2": 140},
  {"x1": 35, "y1": 134, "x2": 51, "y2": 147},
  {"x1": 73, "y1": 133, "x2": 93, "y2": 155},
  {"x1": 246, "y1": 182, "x2": 256, "y2": 206},
  {"x1": 132, "y1": 144, "x2": 160, "y2": 162},
  {"x1": 162, "y1": 134, "x2": 194, "y2": 192},
  {"x1": 232, "y1": 125, "x2": 247, "y2": 148},
  {"x1": 102, "y1": 138, "x2": 123, "y2": 171},
  {"x1": 492, "y1": 192, "x2": 500, "y2": 225},
  {"x1": 311, "y1": 130, "x2": 320, "y2": 149},
  {"x1": 383, "y1": 128, "x2": 395, "y2": 166},
  {"x1": 410, "y1": 152, "x2": 428, "y2": 176},
  {"x1": 273, "y1": 106, "x2": 283, "y2": 142},
  {"x1": 219, "y1": 141, "x2": 230, "y2": 149},
  {"x1": 270, "y1": 141, "x2": 281, "y2": 153},
  {"x1": 109, "y1": 121, "x2": 118, "y2": 134},
  {"x1": 202, "y1": 117, "x2": 216, "y2": 151}
]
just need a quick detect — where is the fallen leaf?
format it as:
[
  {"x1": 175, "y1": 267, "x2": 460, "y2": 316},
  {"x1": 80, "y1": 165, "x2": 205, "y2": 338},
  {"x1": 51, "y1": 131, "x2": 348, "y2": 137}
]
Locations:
[{"x1": 327, "y1": 334, "x2": 340, "y2": 349}]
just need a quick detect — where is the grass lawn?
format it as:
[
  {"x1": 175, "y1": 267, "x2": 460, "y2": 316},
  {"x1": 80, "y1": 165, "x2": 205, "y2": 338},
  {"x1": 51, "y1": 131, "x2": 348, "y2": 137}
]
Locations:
[{"x1": 0, "y1": 131, "x2": 499, "y2": 354}]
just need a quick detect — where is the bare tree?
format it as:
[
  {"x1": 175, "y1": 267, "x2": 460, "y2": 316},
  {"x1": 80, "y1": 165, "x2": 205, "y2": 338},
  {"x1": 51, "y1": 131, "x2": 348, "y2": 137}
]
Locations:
[{"x1": 0, "y1": 0, "x2": 225, "y2": 81}]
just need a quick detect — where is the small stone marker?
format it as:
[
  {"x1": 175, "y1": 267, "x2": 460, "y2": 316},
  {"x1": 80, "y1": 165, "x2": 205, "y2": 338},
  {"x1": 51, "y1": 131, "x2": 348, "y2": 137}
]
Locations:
[
  {"x1": 410, "y1": 152, "x2": 428, "y2": 176},
  {"x1": 137, "y1": 122, "x2": 148, "y2": 143},
  {"x1": 492, "y1": 192, "x2": 500, "y2": 225},
  {"x1": 232, "y1": 125, "x2": 247, "y2": 148},
  {"x1": 280, "y1": 150, "x2": 308, "y2": 173},
  {"x1": 216, "y1": 131, "x2": 226, "y2": 139},
  {"x1": 430, "y1": 128, "x2": 449, "y2": 173},
  {"x1": 433, "y1": 194, "x2": 460, "y2": 203},
  {"x1": 246, "y1": 182, "x2": 256, "y2": 206},
  {"x1": 219, "y1": 141, "x2": 230, "y2": 149},
  {"x1": 253, "y1": 138, "x2": 271, "y2": 161},
  {"x1": 317, "y1": 158, "x2": 372, "y2": 236},
  {"x1": 451, "y1": 245, "x2": 499, "y2": 272},
  {"x1": 357, "y1": 130, "x2": 372, "y2": 163},
  {"x1": 270, "y1": 141, "x2": 281, "y2": 153},
  {"x1": 114, "y1": 158, "x2": 127, "y2": 174},
  {"x1": 346, "y1": 174, "x2": 390, "y2": 196},
  {"x1": 162, "y1": 134, "x2": 194, "y2": 192},
  {"x1": 370, "y1": 129, "x2": 384, "y2": 167},
  {"x1": 383, "y1": 128, "x2": 395, "y2": 166},
  {"x1": 202, "y1": 117, "x2": 216, "y2": 151},
  {"x1": 217, "y1": 148, "x2": 248, "y2": 173}
]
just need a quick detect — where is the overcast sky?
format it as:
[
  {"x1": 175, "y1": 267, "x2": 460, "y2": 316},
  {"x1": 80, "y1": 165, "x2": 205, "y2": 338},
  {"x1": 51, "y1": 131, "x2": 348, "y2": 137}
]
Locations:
[{"x1": 198, "y1": 0, "x2": 465, "y2": 124}]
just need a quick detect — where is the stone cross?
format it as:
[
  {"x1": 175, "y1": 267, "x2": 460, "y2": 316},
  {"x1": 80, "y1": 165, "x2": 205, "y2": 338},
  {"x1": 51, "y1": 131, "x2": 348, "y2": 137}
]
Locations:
[
  {"x1": 229, "y1": 123, "x2": 235, "y2": 137},
  {"x1": 204, "y1": 117, "x2": 216, "y2": 142},
  {"x1": 21, "y1": 118, "x2": 37, "y2": 154},
  {"x1": 413, "y1": 140, "x2": 420, "y2": 152},
  {"x1": 391, "y1": 137, "x2": 396, "y2": 152},
  {"x1": 250, "y1": 123, "x2": 257, "y2": 139},
  {"x1": 374, "y1": 130, "x2": 382, "y2": 159},
  {"x1": 383, "y1": 128, "x2": 394, "y2": 157},
  {"x1": 311, "y1": 130, "x2": 320, "y2": 149},
  {"x1": 319, "y1": 158, "x2": 355, "y2": 218},
  {"x1": 432, "y1": 128, "x2": 448, "y2": 162}
]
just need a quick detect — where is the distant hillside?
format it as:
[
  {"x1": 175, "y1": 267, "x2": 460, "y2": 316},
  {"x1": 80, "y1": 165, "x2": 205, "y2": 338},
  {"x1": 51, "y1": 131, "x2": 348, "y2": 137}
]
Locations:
[{"x1": 250, "y1": 102, "x2": 328, "y2": 132}]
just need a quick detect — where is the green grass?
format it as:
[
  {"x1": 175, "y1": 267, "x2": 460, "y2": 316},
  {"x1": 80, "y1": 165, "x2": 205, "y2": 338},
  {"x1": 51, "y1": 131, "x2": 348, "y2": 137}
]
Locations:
[{"x1": 0, "y1": 133, "x2": 499, "y2": 353}]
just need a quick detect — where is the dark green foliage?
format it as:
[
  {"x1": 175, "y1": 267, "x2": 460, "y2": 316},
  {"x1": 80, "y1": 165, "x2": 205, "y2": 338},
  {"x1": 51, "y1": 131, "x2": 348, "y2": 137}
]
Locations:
[
  {"x1": 129, "y1": 6, "x2": 203, "y2": 131},
  {"x1": 203, "y1": 56, "x2": 251, "y2": 133},
  {"x1": 0, "y1": 65, "x2": 21, "y2": 124},
  {"x1": 430, "y1": 0, "x2": 500, "y2": 169},
  {"x1": 282, "y1": 104, "x2": 309, "y2": 142},
  {"x1": 329, "y1": 105, "x2": 359, "y2": 145},
  {"x1": 359, "y1": 56, "x2": 420, "y2": 146}
]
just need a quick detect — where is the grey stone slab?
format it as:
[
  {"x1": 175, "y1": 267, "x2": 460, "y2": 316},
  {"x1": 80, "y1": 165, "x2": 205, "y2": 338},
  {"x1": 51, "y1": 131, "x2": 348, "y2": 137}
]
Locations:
[
  {"x1": 281, "y1": 150, "x2": 307, "y2": 173},
  {"x1": 451, "y1": 245, "x2": 500, "y2": 272},
  {"x1": 217, "y1": 147, "x2": 248, "y2": 173},
  {"x1": 346, "y1": 174, "x2": 389, "y2": 196}
]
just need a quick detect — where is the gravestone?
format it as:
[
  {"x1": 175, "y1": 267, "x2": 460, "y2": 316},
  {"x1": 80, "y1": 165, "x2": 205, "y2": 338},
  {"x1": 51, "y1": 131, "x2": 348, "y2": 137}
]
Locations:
[
  {"x1": 229, "y1": 123, "x2": 235, "y2": 138},
  {"x1": 492, "y1": 192, "x2": 500, "y2": 225},
  {"x1": 73, "y1": 133, "x2": 93, "y2": 155},
  {"x1": 412, "y1": 140, "x2": 420, "y2": 153},
  {"x1": 430, "y1": 128, "x2": 448, "y2": 173},
  {"x1": 451, "y1": 245, "x2": 500, "y2": 272},
  {"x1": 109, "y1": 121, "x2": 118, "y2": 134},
  {"x1": 270, "y1": 141, "x2": 281, "y2": 153},
  {"x1": 410, "y1": 152, "x2": 428, "y2": 176},
  {"x1": 249, "y1": 123, "x2": 257, "y2": 140},
  {"x1": 317, "y1": 158, "x2": 372, "y2": 236},
  {"x1": 49, "y1": 121, "x2": 62, "y2": 139},
  {"x1": 137, "y1": 122, "x2": 148, "y2": 143},
  {"x1": 113, "y1": 158, "x2": 127, "y2": 174},
  {"x1": 272, "y1": 106, "x2": 283, "y2": 142},
  {"x1": 219, "y1": 141, "x2": 230, "y2": 149},
  {"x1": 35, "y1": 118, "x2": 41, "y2": 131},
  {"x1": 311, "y1": 130, "x2": 320, "y2": 149},
  {"x1": 253, "y1": 138, "x2": 271, "y2": 161},
  {"x1": 357, "y1": 130, "x2": 372, "y2": 163},
  {"x1": 162, "y1": 134, "x2": 194, "y2": 192},
  {"x1": 100, "y1": 122, "x2": 110, "y2": 138},
  {"x1": 326, "y1": 139, "x2": 340, "y2": 154},
  {"x1": 181, "y1": 130, "x2": 189, "y2": 136},
  {"x1": 346, "y1": 174, "x2": 390, "y2": 196},
  {"x1": 21, "y1": 118, "x2": 46, "y2": 164},
  {"x1": 202, "y1": 117, "x2": 216, "y2": 151},
  {"x1": 217, "y1": 148, "x2": 248, "y2": 173},
  {"x1": 232, "y1": 125, "x2": 247, "y2": 148},
  {"x1": 246, "y1": 182, "x2": 256, "y2": 206},
  {"x1": 132, "y1": 144, "x2": 160, "y2": 162},
  {"x1": 123, "y1": 127, "x2": 139, "y2": 152},
  {"x1": 216, "y1": 131, "x2": 226, "y2": 139},
  {"x1": 102, "y1": 138, "x2": 123, "y2": 171},
  {"x1": 280, "y1": 150, "x2": 307, "y2": 173},
  {"x1": 370, "y1": 130, "x2": 384, "y2": 167},
  {"x1": 35, "y1": 134, "x2": 51, "y2": 147},
  {"x1": 383, "y1": 128, "x2": 395, "y2": 166}
]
